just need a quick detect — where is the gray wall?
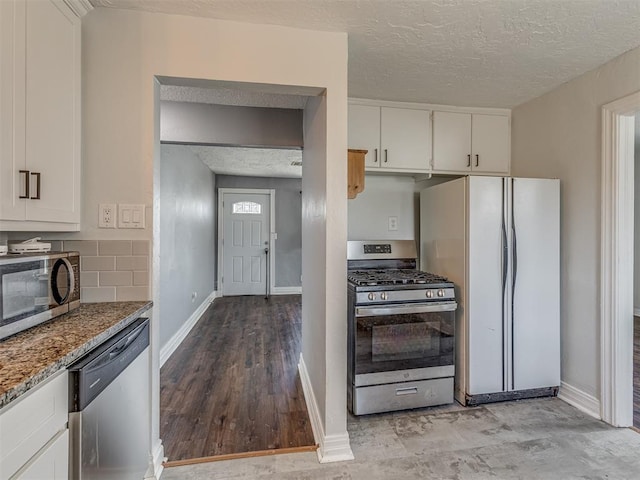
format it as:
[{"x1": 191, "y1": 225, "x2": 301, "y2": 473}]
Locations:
[
  {"x1": 160, "y1": 144, "x2": 217, "y2": 348},
  {"x1": 161, "y1": 101, "x2": 303, "y2": 148},
  {"x1": 215, "y1": 175, "x2": 302, "y2": 288},
  {"x1": 635, "y1": 112, "x2": 640, "y2": 311}
]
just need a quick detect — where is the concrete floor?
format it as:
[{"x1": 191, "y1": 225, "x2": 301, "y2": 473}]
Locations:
[{"x1": 161, "y1": 397, "x2": 640, "y2": 479}]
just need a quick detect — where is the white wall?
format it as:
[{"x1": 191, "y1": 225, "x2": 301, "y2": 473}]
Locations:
[
  {"x1": 159, "y1": 144, "x2": 216, "y2": 347},
  {"x1": 302, "y1": 92, "x2": 351, "y2": 460},
  {"x1": 511, "y1": 46, "x2": 640, "y2": 402},
  {"x1": 634, "y1": 112, "x2": 640, "y2": 313},
  {"x1": 347, "y1": 175, "x2": 418, "y2": 240},
  {"x1": 82, "y1": 8, "x2": 349, "y2": 468},
  {"x1": 302, "y1": 95, "x2": 329, "y2": 431},
  {"x1": 347, "y1": 174, "x2": 458, "y2": 242}
]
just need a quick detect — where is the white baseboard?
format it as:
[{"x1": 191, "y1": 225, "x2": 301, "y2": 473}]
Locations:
[
  {"x1": 298, "y1": 354, "x2": 354, "y2": 463},
  {"x1": 318, "y1": 432, "x2": 354, "y2": 464},
  {"x1": 159, "y1": 290, "x2": 218, "y2": 367},
  {"x1": 634, "y1": 307, "x2": 640, "y2": 316},
  {"x1": 558, "y1": 381, "x2": 601, "y2": 420},
  {"x1": 144, "y1": 440, "x2": 165, "y2": 479},
  {"x1": 271, "y1": 286, "x2": 302, "y2": 295}
]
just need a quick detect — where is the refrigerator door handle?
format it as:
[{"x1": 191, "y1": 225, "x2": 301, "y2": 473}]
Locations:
[
  {"x1": 511, "y1": 206, "x2": 518, "y2": 295},
  {"x1": 501, "y1": 178, "x2": 508, "y2": 392},
  {"x1": 510, "y1": 178, "x2": 518, "y2": 390},
  {"x1": 501, "y1": 214, "x2": 508, "y2": 299}
]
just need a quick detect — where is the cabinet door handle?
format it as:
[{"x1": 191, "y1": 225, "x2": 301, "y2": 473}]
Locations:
[
  {"x1": 475, "y1": 154, "x2": 479, "y2": 167},
  {"x1": 467, "y1": 154, "x2": 471, "y2": 167},
  {"x1": 19, "y1": 170, "x2": 30, "y2": 198},
  {"x1": 384, "y1": 149, "x2": 388, "y2": 163},
  {"x1": 30, "y1": 172, "x2": 41, "y2": 200},
  {"x1": 374, "y1": 148, "x2": 378, "y2": 163}
]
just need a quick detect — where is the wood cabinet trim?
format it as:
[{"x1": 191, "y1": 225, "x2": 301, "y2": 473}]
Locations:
[{"x1": 348, "y1": 149, "x2": 366, "y2": 199}]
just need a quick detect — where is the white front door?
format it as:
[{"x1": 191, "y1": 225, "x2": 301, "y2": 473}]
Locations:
[{"x1": 222, "y1": 192, "x2": 270, "y2": 296}]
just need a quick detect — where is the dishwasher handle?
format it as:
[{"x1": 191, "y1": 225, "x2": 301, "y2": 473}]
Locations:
[{"x1": 68, "y1": 317, "x2": 149, "y2": 411}]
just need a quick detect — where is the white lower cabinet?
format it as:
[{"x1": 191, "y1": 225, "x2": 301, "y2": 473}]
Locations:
[
  {"x1": 15, "y1": 430, "x2": 68, "y2": 480},
  {"x1": 0, "y1": 371, "x2": 68, "y2": 480}
]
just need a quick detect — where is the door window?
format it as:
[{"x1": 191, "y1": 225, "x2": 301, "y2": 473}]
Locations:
[{"x1": 232, "y1": 201, "x2": 261, "y2": 215}]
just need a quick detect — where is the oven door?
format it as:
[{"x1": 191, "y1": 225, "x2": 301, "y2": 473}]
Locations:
[{"x1": 354, "y1": 301, "x2": 456, "y2": 383}]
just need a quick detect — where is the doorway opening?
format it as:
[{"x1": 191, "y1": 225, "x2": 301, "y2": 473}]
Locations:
[{"x1": 153, "y1": 78, "x2": 321, "y2": 464}]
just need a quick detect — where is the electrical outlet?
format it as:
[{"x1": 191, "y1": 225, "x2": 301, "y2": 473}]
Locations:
[
  {"x1": 388, "y1": 216, "x2": 398, "y2": 231},
  {"x1": 99, "y1": 204, "x2": 117, "y2": 228}
]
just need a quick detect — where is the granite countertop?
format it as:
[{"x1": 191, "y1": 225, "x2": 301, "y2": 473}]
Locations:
[{"x1": 0, "y1": 301, "x2": 152, "y2": 410}]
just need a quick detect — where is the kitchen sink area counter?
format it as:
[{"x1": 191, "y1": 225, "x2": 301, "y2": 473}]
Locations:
[{"x1": 0, "y1": 301, "x2": 152, "y2": 409}]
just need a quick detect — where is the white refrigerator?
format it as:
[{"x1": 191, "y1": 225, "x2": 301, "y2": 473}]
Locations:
[{"x1": 420, "y1": 176, "x2": 560, "y2": 406}]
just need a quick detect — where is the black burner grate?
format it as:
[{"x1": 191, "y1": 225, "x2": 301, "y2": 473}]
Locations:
[{"x1": 347, "y1": 269, "x2": 449, "y2": 287}]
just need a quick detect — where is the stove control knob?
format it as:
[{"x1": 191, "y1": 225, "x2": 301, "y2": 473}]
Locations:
[
  {"x1": 381, "y1": 292, "x2": 388, "y2": 301},
  {"x1": 426, "y1": 290, "x2": 433, "y2": 298},
  {"x1": 437, "y1": 289, "x2": 445, "y2": 297},
  {"x1": 368, "y1": 292, "x2": 376, "y2": 301}
]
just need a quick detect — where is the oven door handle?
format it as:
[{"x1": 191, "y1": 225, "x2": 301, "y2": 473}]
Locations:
[{"x1": 355, "y1": 302, "x2": 457, "y2": 317}]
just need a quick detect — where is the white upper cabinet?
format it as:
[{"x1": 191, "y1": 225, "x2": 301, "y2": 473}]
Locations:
[
  {"x1": 348, "y1": 104, "x2": 380, "y2": 168},
  {"x1": 432, "y1": 111, "x2": 510, "y2": 174},
  {"x1": 348, "y1": 103, "x2": 431, "y2": 173},
  {"x1": 471, "y1": 114, "x2": 510, "y2": 174},
  {"x1": 0, "y1": 0, "x2": 82, "y2": 231},
  {"x1": 431, "y1": 111, "x2": 471, "y2": 172}
]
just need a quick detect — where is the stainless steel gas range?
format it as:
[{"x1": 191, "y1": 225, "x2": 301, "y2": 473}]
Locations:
[{"x1": 347, "y1": 240, "x2": 457, "y2": 415}]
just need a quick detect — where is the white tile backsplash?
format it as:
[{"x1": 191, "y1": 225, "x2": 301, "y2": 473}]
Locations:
[
  {"x1": 98, "y1": 240, "x2": 132, "y2": 256},
  {"x1": 116, "y1": 286, "x2": 149, "y2": 301},
  {"x1": 116, "y1": 256, "x2": 148, "y2": 271},
  {"x1": 99, "y1": 271, "x2": 133, "y2": 286},
  {"x1": 63, "y1": 240, "x2": 98, "y2": 256},
  {"x1": 60, "y1": 240, "x2": 150, "y2": 302},
  {"x1": 81, "y1": 286, "x2": 117, "y2": 303},
  {"x1": 80, "y1": 271, "x2": 99, "y2": 287},
  {"x1": 81, "y1": 256, "x2": 116, "y2": 272},
  {"x1": 132, "y1": 240, "x2": 150, "y2": 255},
  {"x1": 133, "y1": 271, "x2": 149, "y2": 286}
]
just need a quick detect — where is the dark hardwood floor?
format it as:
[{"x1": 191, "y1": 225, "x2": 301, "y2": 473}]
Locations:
[
  {"x1": 634, "y1": 316, "x2": 640, "y2": 428},
  {"x1": 160, "y1": 295, "x2": 315, "y2": 462}
]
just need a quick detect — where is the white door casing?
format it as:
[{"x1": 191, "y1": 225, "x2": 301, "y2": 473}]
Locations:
[
  {"x1": 600, "y1": 91, "x2": 640, "y2": 427},
  {"x1": 218, "y1": 189, "x2": 275, "y2": 296}
]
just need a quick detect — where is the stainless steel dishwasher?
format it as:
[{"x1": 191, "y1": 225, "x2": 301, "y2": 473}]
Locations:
[{"x1": 68, "y1": 317, "x2": 150, "y2": 479}]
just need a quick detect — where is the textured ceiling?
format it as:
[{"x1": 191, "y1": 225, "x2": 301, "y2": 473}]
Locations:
[
  {"x1": 188, "y1": 145, "x2": 302, "y2": 178},
  {"x1": 92, "y1": 0, "x2": 640, "y2": 108}
]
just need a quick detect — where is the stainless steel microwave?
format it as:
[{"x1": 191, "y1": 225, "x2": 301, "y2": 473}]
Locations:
[{"x1": 0, "y1": 251, "x2": 80, "y2": 340}]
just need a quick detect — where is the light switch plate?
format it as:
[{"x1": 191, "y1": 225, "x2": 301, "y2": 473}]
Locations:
[{"x1": 118, "y1": 204, "x2": 145, "y2": 229}]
